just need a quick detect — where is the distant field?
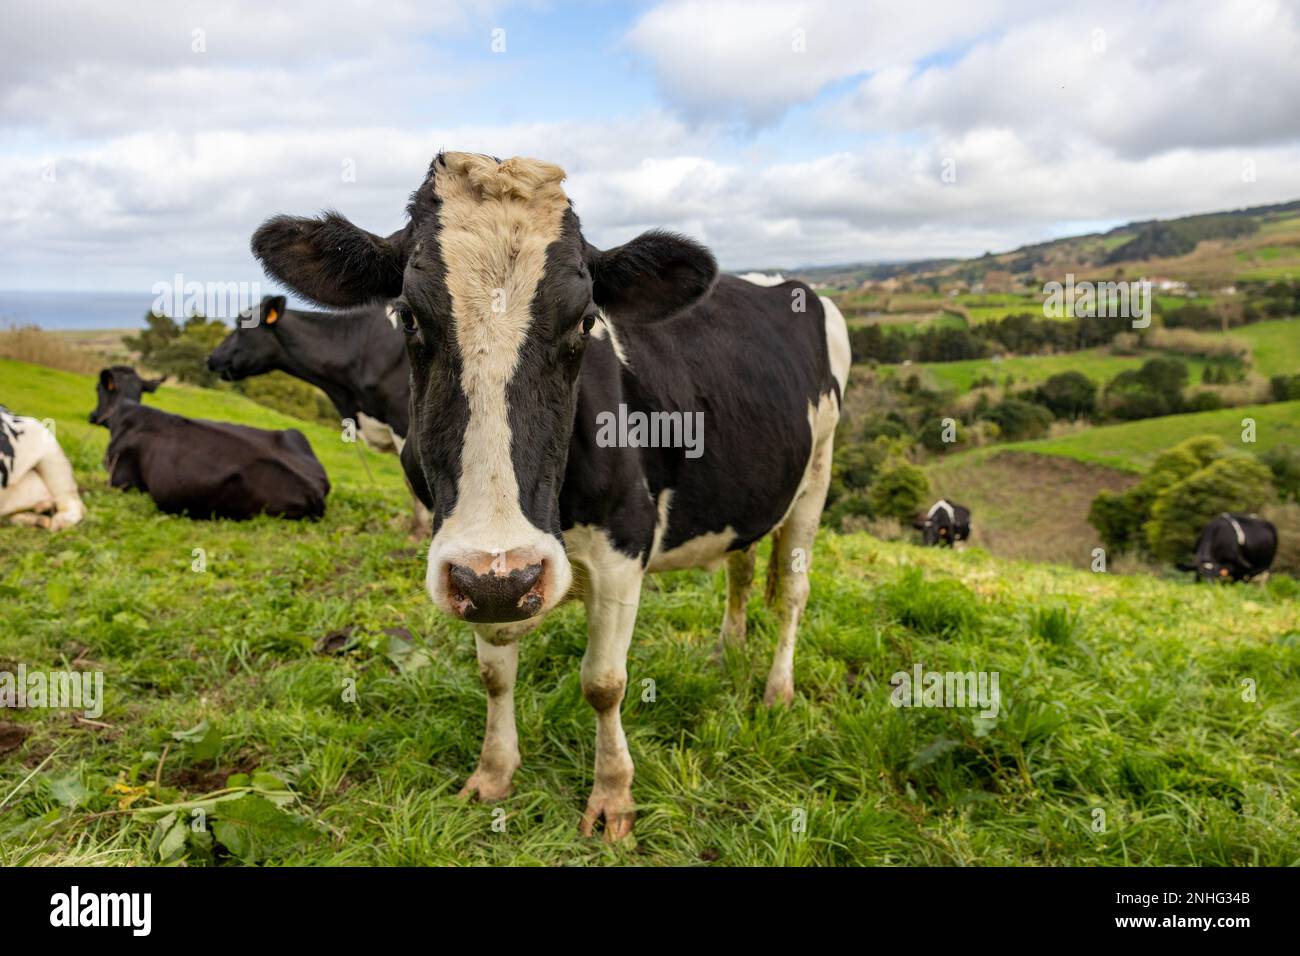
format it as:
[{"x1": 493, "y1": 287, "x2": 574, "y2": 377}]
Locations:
[
  {"x1": 1230, "y1": 318, "x2": 1300, "y2": 377},
  {"x1": 879, "y1": 348, "x2": 1213, "y2": 392},
  {"x1": 927, "y1": 450, "x2": 1138, "y2": 568},
  {"x1": 992, "y1": 401, "x2": 1300, "y2": 472},
  {"x1": 0, "y1": 358, "x2": 402, "y2": 490}
]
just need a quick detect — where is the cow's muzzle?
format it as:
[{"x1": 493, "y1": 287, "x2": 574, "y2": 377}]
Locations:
[{"x1": 443, "y1": 551, "x2": 548, "y2": 624}]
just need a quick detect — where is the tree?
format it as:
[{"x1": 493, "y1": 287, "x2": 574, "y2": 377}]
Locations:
[
  {"x1": 867, "y1": 457, "x2": 930, "y2": 521},
  {"x1": 1146, "y1": 456, "x2": 1276, "y2": 563},
  {"x1": 1034, "y1": 371, "x2": 1097, "y2": 420},
  {"x1": 981, "y1": 398, "x2": 1053, "y2": 441}
]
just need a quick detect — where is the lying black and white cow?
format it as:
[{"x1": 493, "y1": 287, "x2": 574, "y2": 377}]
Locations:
[
  {"x1": 0, "y1": 406, "x2": 85, "y2": 529},
  {"x1": 914, "y1": 498, "x2": 971, "y2": 547},
  {"x1": 90, "y1": 367, "x2": 330, "y2": 520},
  {"x1": 251, "y1": 151, "x2": 850, "y2": 840},
  {"x1": 1177, "y1": 512, "x2": 1277, "y2": 582},
  {"x1": 206, "y1": 295, "x2": 429, "y2": 531}
]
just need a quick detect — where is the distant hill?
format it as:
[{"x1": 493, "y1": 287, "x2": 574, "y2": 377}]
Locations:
[{"x1": 771, "y1": 198, "x2": 1300, "y2": 291}]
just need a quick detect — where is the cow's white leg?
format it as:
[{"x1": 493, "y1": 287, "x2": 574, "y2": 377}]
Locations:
[
  {"x1": 763, "y1": 432, "x2": 834, "y2": 707},
  {"x1": 577, "y1": 535, "x2": 643, "y2": 841},
  {"x1": 718, "y1": 543, "x2": 757, "y2": 650},
  {"x1": 459, "y1": 626, "x2": 527, "y2": 802},
  {"x1": 35, "y1": 445, "x2": 85, "y2": 530},
  {"x1": 0, "y1": 469, "x2": 56, "y2": 520}
]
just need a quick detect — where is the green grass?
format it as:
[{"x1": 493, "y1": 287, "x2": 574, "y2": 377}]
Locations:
[
  {"x1": 1231, "y1": 318, "x2": 1300, "y2": 377},
  {"x1": 3, "y1": 362, "x2": 1300, "y2": 865},
  {"x1": 992, "y1": 401, "x2": 1300, "y2": 472}
]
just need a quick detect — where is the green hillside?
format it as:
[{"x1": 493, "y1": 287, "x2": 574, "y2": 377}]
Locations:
[{"x1": 986, "y1": 401, "x2": 1300, "y2": 472}]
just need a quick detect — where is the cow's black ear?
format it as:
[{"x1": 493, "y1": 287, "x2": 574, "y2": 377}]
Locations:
[
  {"x1": 252, "y1": 213, "x2": 408, "y2": 308},
  {"x1": 261, "y1": 295, "x2": 288, "y2": 326},
  {"x1": 142, "y1": 375, "x2": 166, "y2": 392},
  {"x1": 100, "y1": 368, "x2": 117, "y2": 392},
  {"x1": 588, "y1": 230, "x2": 717, "y2": 323}
]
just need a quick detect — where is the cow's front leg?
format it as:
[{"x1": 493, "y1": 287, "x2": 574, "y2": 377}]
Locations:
[
  {"x1": 459, "y1": 627, "x2": 526, "y2": 802},
  {"x1": 578, "y1": 541, "x2": 644, "y2": 841}
]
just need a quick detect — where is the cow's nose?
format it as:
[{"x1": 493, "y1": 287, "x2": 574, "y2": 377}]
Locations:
[{"x1": 445, "y1": 554, "x2": 546, "y2": 623}]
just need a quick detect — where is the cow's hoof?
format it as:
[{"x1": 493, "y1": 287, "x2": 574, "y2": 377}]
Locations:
[
  {"x1": 762, "y1": 679, "x2": 794, "y2": 707},
  {"x1": 458, "y1": 767, "x2": 516, "y2": 803},
  {"x1": 580, "y1": 786, "x2": 635, "y2": 842}
]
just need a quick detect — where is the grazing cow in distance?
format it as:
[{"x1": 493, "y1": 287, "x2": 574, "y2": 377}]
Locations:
[
  {"x1": 206, "y1": 295, "x2": 429, "y2": 531},
  {"x1": 915, "y1": 498, "x2": 971, "y2": 547},
  {"x1": 90, "y1": 367, "x2": 330, "y2": 520},
  {"x1": 0, "y1": 406, "x2": 85, "y2": 529},
  {"x1": 1177, "y1": 512, "x2": 1277, "y2": 582},
  {"x1": 251, "y1": 151, "x2": 851, "y2": 840}
]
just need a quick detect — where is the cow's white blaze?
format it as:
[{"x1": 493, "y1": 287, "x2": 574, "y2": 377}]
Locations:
[{"x1": 423, "y1": 153, "x2": 573, "y2": 617}]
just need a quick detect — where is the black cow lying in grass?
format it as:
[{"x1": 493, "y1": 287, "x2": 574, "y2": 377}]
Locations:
[
  {"x1": 1177, "y1": 513, "x2": 1277, "y2": 582},
  {"x1": 914, "y1": 498, "x2": 971, "y2": 547},
  {"x1": 89, "y1": 367, "x2": 330, "y2": 520}
]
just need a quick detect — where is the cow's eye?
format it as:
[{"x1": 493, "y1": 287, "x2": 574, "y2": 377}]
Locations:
[
  {"x1": 395, "y1": 303, "x2": 418, "y2": 335},
  {"x1": 580, "y1": 310, "x2": 597, "y2": 336}
]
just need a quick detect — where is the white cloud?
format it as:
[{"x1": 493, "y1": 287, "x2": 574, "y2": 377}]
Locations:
[{"x1": 1, "y1": 0, "x2": 1298, "y2": 289}]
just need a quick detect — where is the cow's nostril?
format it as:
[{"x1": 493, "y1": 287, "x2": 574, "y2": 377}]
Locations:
[{"x1": 445, "y1": 559, "x2": 546, "y2": 623}]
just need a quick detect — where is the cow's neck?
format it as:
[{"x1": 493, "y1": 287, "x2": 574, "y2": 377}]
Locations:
[{"x1": 272, "y1": 312, "x2": 378, "y2": 420}]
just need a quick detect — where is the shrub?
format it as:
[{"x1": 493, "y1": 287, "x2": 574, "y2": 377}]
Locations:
[
  {"x1": 1146, "y1": 456, "x2": 1276, "y2": 563},
  {"x1": 124, "y1": 312, "x2": 229, "y2": 387},
  {"x1": 1087, "y1": 435, "x2": 1227, "y2": 556},
  {"x1": 981, "y1": 398, "x2": 1053, "y2": 441},
  {"x1": 867, "y1": 457, "x2": 930, "y2": 521},
  {"x1": 1259, "y1": 446, "x2": 1300, "y2": 502},
  {"x1": 1184, "y1": 391, "x2": 1225, "y2": 412},
  {"x1": 1103, "y1": 356, "x2": 1188, "y2": 420},
  {"x1": 1034, "y1": 370, "x2": 1097, "y2": 420}
]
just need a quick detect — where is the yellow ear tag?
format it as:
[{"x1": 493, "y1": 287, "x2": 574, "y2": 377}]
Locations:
[
  {"x1": 106, "y1": 380, "x2": 116, "y2": 391},
  {"x1": 265, "y1": 308, "x2": 279, "y2": 325}
]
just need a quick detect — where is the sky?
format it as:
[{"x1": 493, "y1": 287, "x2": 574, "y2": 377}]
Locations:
[{"x1": 2, "y1": 0, "x2": 1300, "y2": 294}]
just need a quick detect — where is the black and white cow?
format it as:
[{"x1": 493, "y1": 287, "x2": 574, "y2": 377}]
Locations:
[
  {"x1": 1177, "y1": 513, "x2": 1277, "y2": 582},
  {"x1": 206, "y1": 295, "x2": 429, "y2": 531},
  {"x1": 251, "y1": 151, "x2": 850, "y2": 840},
  {"x1": 0, "y1": 406, "x2": 85, "y2": 529},
  {"x1": 90, "y1": 367, "x2": 330, "y2": 520},
  {"x1": 915, "y1": 498, "x2": 971, "y2": 547}
]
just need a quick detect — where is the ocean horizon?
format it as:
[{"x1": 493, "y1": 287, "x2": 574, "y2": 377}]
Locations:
[{"x1": 0, "y1": 289, "x2": 174, "y2": 331}]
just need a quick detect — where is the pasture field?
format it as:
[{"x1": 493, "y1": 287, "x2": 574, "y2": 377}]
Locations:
[
  {"x1": 884, "y1": 348, "x2": 1161, "y2": 392},
  {"x1": 926, "y1": 451, "x2": 1138, "y2": 567},
  {"x1": 1230, "y1": 318, "x2": 1300, "y2": 377},
  {"x1": 3, "y1": 361, "x2": 1299, "y2": 866},
  {"x1": 990, "y1": 401, "x2": 1300, "y2": 472}
]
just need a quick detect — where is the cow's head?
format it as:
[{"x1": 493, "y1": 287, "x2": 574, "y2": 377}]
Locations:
[
  {"x1": 252, "y1": 152, "x2": 716, "y2": 628},
  {"x1": 89, "y1": 366, "x2": 165, "y2": 425},
  {"x1": 915, "y1": 516, "x2": 944, "y2": 546},
  {"x1": 206, "y1": 295, "x2": 288, "y2": 380}
]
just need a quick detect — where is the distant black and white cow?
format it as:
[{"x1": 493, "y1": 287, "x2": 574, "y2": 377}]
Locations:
[
  {"x1": 90, "y1": 367, "x2": 330, "y2": 520},
  {"x1": 206, "y1": 295, "x2": 429, "y2": 531},
  {"x1": 0, "y1": 406, "x2": 85, "y2": 529},
  {"x1": 1177, "y1": 513, "x2": 1277, "y2": 582},
  {"x1": 914, "y1": 498, "x2": 971, "y2": 547},
  {"x1": 251, "y1": 151, "x2": 850, "y2": 840}
]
